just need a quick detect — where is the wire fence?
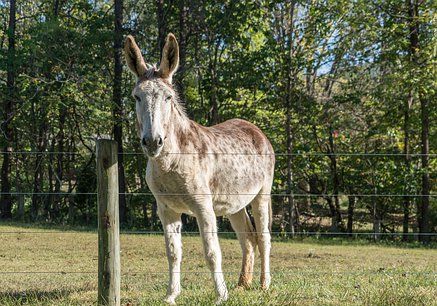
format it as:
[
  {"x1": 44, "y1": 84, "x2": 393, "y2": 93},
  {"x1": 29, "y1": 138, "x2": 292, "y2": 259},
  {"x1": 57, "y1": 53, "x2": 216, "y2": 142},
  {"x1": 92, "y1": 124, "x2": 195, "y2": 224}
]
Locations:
[
  {"x1": 0, "y1": 151, "x2": 437, "y2": 286},
  {"x1": 2, "y1": 150, "x2": 435, "y2": 198},
  {"x1": 1, "y1": 150, "x2": 436, "y2": 236},
  {"x1": 1, "y1": 151, "x2": 436, "y2": 157},
  {"x1": 1, "y1": 192, "x2": 435, "y2": 197},
  {"x1": 0, "y1": 230, "x2": 435, "y2": 236},
  {"x1": 0, "y1": 270, "x2": 435, "y2": 276}
]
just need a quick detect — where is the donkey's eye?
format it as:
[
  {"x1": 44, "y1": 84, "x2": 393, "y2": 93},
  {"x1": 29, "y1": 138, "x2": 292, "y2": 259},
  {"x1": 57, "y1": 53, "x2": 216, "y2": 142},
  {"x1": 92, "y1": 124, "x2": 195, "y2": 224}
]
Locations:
[
  {"x1": 134, "y1": 95, "x2": 141, "y2": 102},
  {"x1": 165, "y1": 95, "x2": 172, "y2": 101}
]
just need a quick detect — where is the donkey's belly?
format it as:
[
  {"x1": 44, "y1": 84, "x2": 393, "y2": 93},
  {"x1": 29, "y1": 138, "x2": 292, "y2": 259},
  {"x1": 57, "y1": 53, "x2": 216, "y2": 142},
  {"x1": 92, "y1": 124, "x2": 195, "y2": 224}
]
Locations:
[
  {"x1": 156, "y1": 196, "x2": 196, "y2": 216},
  {"x1": 212, "y1": 195, "x2": 257, "y2": 216},
  {"x1": 211, "y1": 178, "x2": 263, "y2": 216}
]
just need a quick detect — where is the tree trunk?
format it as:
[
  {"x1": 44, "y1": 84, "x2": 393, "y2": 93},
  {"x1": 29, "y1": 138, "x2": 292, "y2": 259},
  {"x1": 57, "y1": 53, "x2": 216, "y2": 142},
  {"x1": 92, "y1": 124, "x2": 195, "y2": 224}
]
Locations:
[
  {"x1": 46, "y1": 141, "x2": 55, "y2": 221},
  {"x1": 373, "y1": 199, "x2": 381, "y2": 241},
  {"x1": 326, "y1": 197, "x2": 339, "y2": 232},
  {"x1": 405, "y1": 0, "x2": 417, "y2": 242},
  {"x1": 285, "y1": 0, "x2": 297, "y2": 235},
  {"x1": 347, "y1": 196, "x2": 355, "y2": 236},
  {"x1": 53, "y1": 0, "x2": 61, "y2": 17},
  {"x1": 208, "y1": 39, "x2": 220, "y2": 125},
  {"x1": 67, "y1": 140, "x2": 75, "y2": 224},
  {"x1": 156, "y1": 0, "x2": 167, "y2": 57},
  {"x1": 328, "y1": 125, "x2": 343, "y2": 231},
  {"x1": 53, "y1": 105, "x2": 67, "y2": 221},
  {"x1": 209, "y1": 64, "x2": 219, "y2": 125},
  {"x1": 406, "y1": 0, "x2": 430, "y2": 244},
  {"x1": 405, "y1": 0, "x2": 429, "y2": 243},
  {"x1": 209, "y1": 87, "x2": 219, "y2": 124},
  {"x1": 0, "y1": 0, "x2": 16, "y2": 219},
  {"x1": 31, "y1": 153, "x2": 44, "y2": 221},
  {"x1": 285, "y1": 82, "x2": 295, "y2": 234},
  {"x1": 31, "y1": 104, "x2": 48, "y2": 221},
  {"x1": 151, "y1": 201, "x2": 158, "y2": 228},
  {"x1": 177, "y1": 0, "x2": 189, "y2": 111},
  {"x1": 402, "y1": 91, "x2": 412, "y2": 241},
  {"x1": 17, "y1": 194, "x2": 24, "y2": 221},
  {"x1": 113, "y1": 0, "x2": 127, "y2": 225},
  {"x1": 419, "y1": 93, "x2": 429, "y2": 243}
]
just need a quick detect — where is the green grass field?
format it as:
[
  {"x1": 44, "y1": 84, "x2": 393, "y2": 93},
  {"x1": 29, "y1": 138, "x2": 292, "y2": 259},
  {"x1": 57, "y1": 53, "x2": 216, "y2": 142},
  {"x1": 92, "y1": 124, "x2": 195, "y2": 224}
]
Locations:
[{"x1": 0, "y1": 223, "x2": 436, "y2": 305}]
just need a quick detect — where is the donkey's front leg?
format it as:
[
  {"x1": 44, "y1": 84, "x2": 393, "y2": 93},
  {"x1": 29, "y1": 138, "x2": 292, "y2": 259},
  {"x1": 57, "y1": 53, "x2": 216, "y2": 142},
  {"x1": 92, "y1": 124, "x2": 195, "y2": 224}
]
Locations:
[
  {"x1": 158, "y1": 205, "x2": 182, "y2": 305},
  {"x1": 195, "y1": 205, "x2": 228, "y2": 305}
]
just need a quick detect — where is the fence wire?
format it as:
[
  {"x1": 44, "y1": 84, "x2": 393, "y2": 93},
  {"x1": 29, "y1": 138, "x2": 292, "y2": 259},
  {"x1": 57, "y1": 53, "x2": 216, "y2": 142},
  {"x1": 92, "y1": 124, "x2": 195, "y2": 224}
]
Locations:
[
  {"x1": 0, "y1": 270, "x2": 435, "y2": 276},
  {"x1": 1, "y1": 192, "x2": 435, "y2": 197},
  {"x1": 1, "y1": 151, "x2": 436, "y2": 157},
  {"x1": 0, "y1": 230, "x2": 435, "y2": 236}
]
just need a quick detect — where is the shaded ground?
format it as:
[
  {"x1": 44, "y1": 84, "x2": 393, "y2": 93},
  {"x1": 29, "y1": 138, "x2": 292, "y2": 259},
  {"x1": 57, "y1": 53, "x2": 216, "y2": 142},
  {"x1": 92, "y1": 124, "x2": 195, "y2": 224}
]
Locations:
[{"x1": 0, "y1": 223, "x2": 436, "y2": 305}]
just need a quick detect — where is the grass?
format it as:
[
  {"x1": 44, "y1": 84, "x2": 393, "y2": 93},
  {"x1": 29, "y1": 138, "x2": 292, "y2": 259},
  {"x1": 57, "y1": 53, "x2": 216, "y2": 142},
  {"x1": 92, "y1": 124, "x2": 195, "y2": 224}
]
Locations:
[{"x1": 0, "y1": 223, "x2": 436, "y2": 305}]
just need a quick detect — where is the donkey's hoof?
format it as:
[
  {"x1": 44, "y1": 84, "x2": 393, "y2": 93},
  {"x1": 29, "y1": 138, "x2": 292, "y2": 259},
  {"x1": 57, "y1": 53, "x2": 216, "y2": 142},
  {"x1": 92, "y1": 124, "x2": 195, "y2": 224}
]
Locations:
[
  {"x1": 215, "y1": 291, "x2": 228, "y2": 305},
  {"x1": 236, "y1": 284, "x2": 250, "y2": 291},
  {"x1": 164, "y1": 296, "x2": 177, "y2": 305},
  {"x1": 237, "y1": 274, "x2": 253, "y2": 289},
  {"x1": 215, "y1": 296, "x2": 228, "y2": 305},
  {"x1": 236, "y1": 282, "x2": 251, "y2": 290},
  {"x1": 261, "y1": 274, "x2": 271, "y2": 290}
]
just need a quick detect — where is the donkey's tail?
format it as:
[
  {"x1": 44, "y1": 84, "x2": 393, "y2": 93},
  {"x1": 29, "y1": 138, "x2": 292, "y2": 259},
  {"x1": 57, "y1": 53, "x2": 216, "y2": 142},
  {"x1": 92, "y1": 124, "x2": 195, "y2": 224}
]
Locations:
[{"x1": 245, "y1": 208, "x2": 259, "y2": 248}]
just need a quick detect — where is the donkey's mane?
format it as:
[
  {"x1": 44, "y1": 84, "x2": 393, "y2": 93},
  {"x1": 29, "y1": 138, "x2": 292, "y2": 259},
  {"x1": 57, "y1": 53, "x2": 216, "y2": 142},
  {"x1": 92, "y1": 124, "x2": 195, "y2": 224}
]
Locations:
[
  {"x1": 171, "y1": 92, "x2": 188, "y2": 121},
  {"x1": 144, "y1": 63, "x2": 157, "y2": 78}
]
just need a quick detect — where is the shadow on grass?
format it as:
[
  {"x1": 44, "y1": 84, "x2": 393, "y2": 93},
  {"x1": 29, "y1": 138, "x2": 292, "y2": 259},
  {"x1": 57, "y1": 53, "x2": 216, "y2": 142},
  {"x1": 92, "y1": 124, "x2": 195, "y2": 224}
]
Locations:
[
  {"x1": 0, "y1": 221, "x2": 97, "y2": 233},
  {"x1": 0, "y1": 287, "x2": 86, "y2": 305}
]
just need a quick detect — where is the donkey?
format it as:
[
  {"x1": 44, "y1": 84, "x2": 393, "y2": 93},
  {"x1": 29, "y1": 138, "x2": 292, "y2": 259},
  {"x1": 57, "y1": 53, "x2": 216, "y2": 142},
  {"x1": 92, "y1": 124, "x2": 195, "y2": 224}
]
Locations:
[{"x1": 124, "y1": 33, "x2": 275, "y2": 305}]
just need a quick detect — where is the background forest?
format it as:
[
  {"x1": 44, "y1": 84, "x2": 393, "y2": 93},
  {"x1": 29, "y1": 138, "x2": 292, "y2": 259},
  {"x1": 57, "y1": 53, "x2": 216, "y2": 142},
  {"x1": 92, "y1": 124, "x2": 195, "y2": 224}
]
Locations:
[{"x1": 0, "y1": 0, "x2": 435, "y2": 241}]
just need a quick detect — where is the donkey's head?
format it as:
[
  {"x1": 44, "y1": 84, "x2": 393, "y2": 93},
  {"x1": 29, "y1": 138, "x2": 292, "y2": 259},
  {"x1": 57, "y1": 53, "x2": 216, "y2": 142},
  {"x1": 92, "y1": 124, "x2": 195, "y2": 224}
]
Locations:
[{"x1": 124, "y1": 33, "x2": 179, "y2": 158}]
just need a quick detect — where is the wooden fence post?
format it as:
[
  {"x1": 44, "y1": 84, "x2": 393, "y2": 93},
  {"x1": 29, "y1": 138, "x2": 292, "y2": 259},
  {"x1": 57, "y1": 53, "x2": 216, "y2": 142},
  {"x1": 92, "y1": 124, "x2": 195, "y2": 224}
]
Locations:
[{"x1": 97, "y1": 139, "x2": 120, "y2": 306}]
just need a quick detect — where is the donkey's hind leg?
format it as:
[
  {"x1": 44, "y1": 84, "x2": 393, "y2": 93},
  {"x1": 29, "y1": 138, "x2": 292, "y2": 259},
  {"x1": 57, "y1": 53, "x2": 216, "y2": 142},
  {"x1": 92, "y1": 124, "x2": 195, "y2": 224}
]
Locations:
[
  {"x1": 251, "y1": 190, "x2": 272, "y2": 289},
  {"x1": 228, "y1": 208, "x2": 257, "y2": 289}
]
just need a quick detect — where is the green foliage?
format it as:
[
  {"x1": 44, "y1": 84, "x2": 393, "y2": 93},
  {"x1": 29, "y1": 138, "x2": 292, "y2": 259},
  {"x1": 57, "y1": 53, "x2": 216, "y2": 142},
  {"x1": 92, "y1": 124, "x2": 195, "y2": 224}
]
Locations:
[{"x1": 0, "y1": 0, "x2": 435, "y2": 234}]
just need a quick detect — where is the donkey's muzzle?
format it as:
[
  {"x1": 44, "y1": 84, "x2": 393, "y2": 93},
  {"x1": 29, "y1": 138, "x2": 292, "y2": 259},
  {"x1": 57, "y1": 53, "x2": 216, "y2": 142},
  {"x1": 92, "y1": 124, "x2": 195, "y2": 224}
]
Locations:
[{"x1": 142, "y1": 136, "x2": 163, "y2": 157}]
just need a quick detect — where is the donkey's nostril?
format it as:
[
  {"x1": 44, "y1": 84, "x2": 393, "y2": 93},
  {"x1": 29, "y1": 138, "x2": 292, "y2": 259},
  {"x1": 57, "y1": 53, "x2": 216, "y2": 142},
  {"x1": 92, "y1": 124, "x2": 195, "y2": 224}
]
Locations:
[
  {"x1": 157, "y1": 137, "x2": 163, "y2": 147},
  {"x1": 141, "y1": 137, "x2": 147, "y2": 146}
]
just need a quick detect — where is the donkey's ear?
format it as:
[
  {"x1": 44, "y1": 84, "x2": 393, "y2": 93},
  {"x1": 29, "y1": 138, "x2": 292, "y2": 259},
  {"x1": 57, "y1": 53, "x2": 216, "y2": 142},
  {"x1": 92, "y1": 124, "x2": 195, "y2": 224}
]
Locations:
[
  {"x1": 158, "y1": 33, "x2": 179, "y2": 82},
  {"x1": 124, "y1": 35, "x2": 147, "y2": 78}
]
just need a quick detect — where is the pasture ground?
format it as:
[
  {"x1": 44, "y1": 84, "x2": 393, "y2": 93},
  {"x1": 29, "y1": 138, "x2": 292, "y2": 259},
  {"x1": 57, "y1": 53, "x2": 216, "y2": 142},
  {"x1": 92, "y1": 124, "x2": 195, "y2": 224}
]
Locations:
[{"x1": 0, "y1": 223, "x2": 436, "y2": 305}]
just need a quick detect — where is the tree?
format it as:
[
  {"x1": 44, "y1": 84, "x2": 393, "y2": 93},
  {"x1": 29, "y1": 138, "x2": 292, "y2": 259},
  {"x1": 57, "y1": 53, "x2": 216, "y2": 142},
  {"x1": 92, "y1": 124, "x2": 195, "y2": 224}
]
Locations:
[
  {"x1": 0, "y1": 0, "x2": 435, "y2": 238},
  {"x1": 113, "y1": 0, "x2": 128, "y2": 224},
  {"x1": 409, "y1": 0, "x2": 431, "y2": 243},
  {"x1": 0, "y1": 0, "x2": 15, "y2": 219}
]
